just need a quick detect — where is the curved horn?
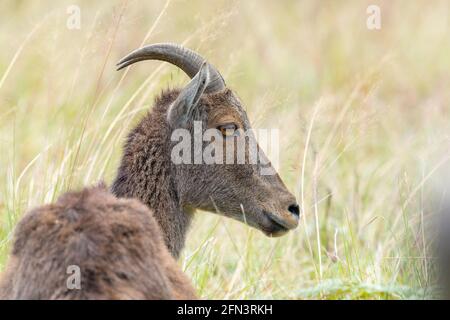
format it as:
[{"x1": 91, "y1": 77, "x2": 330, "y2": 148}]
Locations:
[{"x1": 116, "y1": 43, "x2": 225, "y2": 93}]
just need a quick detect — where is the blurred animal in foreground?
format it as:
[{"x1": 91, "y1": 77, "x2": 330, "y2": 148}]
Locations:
[
  {"x1": 0, "y1": 185, "x2": 196, "y2": 299},
  {"x1": 427, "y1": 166, "x2": 450, "y2": 299}
]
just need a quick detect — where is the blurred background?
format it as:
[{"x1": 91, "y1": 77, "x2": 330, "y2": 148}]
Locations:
[{"x1": 1, "y1": 0, "x2": 450, "y2": 299}]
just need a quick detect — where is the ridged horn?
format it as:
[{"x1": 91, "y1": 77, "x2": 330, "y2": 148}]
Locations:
[{"x1": 116, "y1": 43, "x2": 225, "y2": 93}]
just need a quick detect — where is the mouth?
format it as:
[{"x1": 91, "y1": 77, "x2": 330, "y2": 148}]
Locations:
[{"x1": 260, "y1": 210, "x2": 298, "y2": 237}]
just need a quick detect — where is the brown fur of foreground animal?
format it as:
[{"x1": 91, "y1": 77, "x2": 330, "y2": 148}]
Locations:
[
  {"x1": 112, "y1": 43, "x2": 300, "y2": 259},
  {"x1": 0, "y1": 185, "x2": 196, "y2": 299}
]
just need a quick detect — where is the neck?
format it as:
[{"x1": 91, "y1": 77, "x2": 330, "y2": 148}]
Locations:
[{"x1": 111, "y1": 90, "x2": 191, "y2": 259}]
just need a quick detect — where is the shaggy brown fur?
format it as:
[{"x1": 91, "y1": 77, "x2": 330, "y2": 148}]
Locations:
[
  {"x1": 0, "y1": 185, "x2": 196, "y2": 300},
  {"x1": 112, "y1": 90, "x2": 189, "y2": 258},
  {"x1": 112, "y1": 88, "x2": 300, "y2": 259}
]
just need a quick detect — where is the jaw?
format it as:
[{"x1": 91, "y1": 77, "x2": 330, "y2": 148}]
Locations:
[
  {"x1": 229, "y1": 209, "x2": 298, "y2": 238},
  {"x1": 196, "y1": 204, "x2": 298, "y2": 237},
  {"x1": 258, "y1": 217, "x2": 292, "y2": 237}
]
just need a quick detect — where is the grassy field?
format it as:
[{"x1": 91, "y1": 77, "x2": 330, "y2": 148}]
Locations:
[{"x1": 1, "y1": 0, "x2": 449, "y2": 299}]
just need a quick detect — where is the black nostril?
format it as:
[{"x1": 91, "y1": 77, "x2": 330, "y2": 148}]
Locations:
[{"x1": 288, "y1": 204, "x2": 300, "y2": 217}]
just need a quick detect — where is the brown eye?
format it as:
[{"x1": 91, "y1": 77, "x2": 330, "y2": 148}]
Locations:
[{"x1": 218, "y1": 123, "x2": 237, "y2": 137}]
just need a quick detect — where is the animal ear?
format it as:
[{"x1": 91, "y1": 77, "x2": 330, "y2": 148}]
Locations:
[{"x1": 167, "y1": 62, "x2": 210, "y2": 128}]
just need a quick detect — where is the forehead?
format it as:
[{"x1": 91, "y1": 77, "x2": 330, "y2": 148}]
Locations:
[{"x1": 203, "y1": 90, "x2": 249, "y2": 128}]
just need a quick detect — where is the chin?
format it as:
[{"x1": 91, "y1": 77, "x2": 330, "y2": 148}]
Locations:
[
  {"x1": 258, "y1": 221, "x2": 291, "y2": 237},
  {"x1": 262, "y1": 228, "x2": 290, "y2": 237}
]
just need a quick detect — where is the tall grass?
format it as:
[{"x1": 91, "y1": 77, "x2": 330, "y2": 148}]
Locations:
[{"x1": 1, "y1": 0, "x2": 449, "y2": 299}]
